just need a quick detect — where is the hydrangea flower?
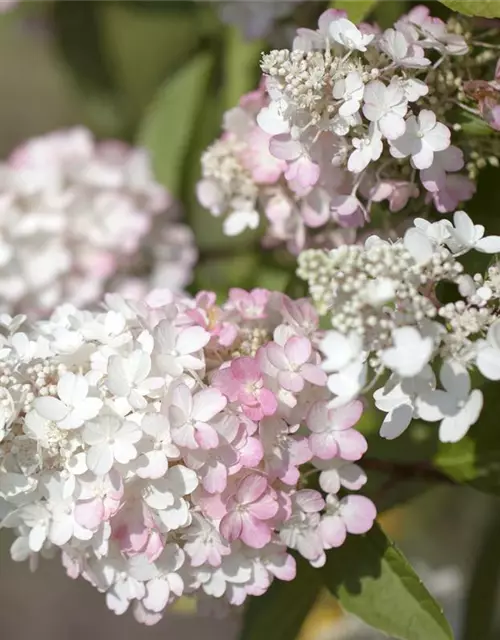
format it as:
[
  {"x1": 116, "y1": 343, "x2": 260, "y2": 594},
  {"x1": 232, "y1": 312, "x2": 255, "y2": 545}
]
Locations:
[{"x1": 0, "y1": 287, "x2": 374, "y2": 624}]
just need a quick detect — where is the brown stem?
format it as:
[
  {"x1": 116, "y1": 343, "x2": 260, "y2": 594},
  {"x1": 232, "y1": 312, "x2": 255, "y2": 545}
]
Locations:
[{"x1": 362, "y1": 458, "x2": 456, "y2": 485}]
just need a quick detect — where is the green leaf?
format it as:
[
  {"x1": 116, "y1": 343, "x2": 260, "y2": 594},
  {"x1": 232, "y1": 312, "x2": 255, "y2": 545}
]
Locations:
[
  {"x1": 324, "y1": 523, "x2": 453, "y2": 640},
  {"x1": 331, "y1": 0, "x2": 379, "y2": 23},
  {"x1": 223, "y1": 26, "x2": 262, "y2": 110},
  {"x1": 240, "y1": 556, "x2": 322, "y2": 640},
  {"x1": 138, "y1": 53, "x2": 214, "y2": 197},
  {"x1": 438, "y1": 0, "x2": 500, "y2": 18},
  {"x1": 463, "y1": 511, "x2": 500, "y2": 640}
]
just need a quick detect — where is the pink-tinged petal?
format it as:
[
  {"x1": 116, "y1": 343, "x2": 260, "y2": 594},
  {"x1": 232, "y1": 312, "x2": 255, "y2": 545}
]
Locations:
[
  {"x1": 213, "y1": 367, "x2": 239, "y2": 401},
  {"x1": 238, "y1": 437, "x2": 264, "y2": 468},
  {"x1": 202, "y1": 461, "x2": 228, "y2": 494},
  {"x1": 231, "y1": 356, "x2": 261, "y2": 383},
  {"x1": 176, "y1": 326, "x2": 210, "y2": 354},
  {"x1": 341, "y1": 495, "x2": 377, "y2": 534},
  {"x1": 220, "y1": 511, "x2": 243, "y2": 542},
  {"x1": 240, "y1": 513, "x2": 272, "y2": 549},
  {"x1": 237, "y1": 474, "x2": 268, "y2": 504},
  {"x1": 194, "y1": 422, "x2": 219, "y2": 449},
  {"x1": 320, "y1": 515, "x2": 347, "y2": 548},
  {"x1": 306, "y1": 401, "x2": 329, "y2": 434},
  {"x1": 143, "y1": 578, "x2": 170, "y2": 613},
  {"x1": 34, "y1": 396, "x2": 69, "y2": 422},
  {"x1": 143, "y1": 531, "x2": 164, "y2": 562},
  {"x1": 278, "y1": 370, "x2": 304, "y2": 393},
  {"x1": 285, "y1": 336, "x2": 311, "y2": 366},
  {"x1": 295, "y1": 489, "x2": 325, "y2": 513},
  {"x1": 136, "y1": 451, "x2": 169, "y2": 480},
  {"x1": 74, "y1": 498, "x2": 104, "y2": 530},
  {"x1": 269, "y1": 134, "x2": 302, "y2": 161},
  {"x1": 258, "y1": 388, "x2": 278, "y2": 416},
  {"x1": 266, "y1": 343, "x2": 289, "y2": 371},
  {"x1": 309, "y1": 432, "x2": 339, "y2": 460},
  {"x1": 335, "y1": 429, "x2": 368, "y2": 461},
  {"x1": 331, "y1": 400, "x2": 364, "y2": 431},
  {"x1": 250, "y1": 494, "x2": 279, "y2": 520},
  {"x1": 192, "y1": 388, "x2": 227, "y2": 421},
  {"x1": 300, "y1": 363, "x2": 327, "y2": 386},
  {"x1": 271, "y1": 553, "x2": 296, "y2": 581}
]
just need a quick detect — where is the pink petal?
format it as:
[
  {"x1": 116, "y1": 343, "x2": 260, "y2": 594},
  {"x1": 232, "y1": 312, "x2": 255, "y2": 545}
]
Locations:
[
  {"x1": 250, "y1": 494, "x2": 279, "y2": 520},
  {"x1": 320, "y1": 515, "x2": 347, "y2": 548},
  {"x1": 258, "y1": 388, "x2": 278, "y2": 416},
  {"x1": 74, "y1": 498, "x2": 104, "y2": 530},
  {"x1": 238, "y1": 437, "x2": 264, "y2": 468},
  {"x1": 144, "y1": 530, "x2": 164, "y2": 562},
  {"x1": 309, "y1": 432, "x2": 339, "y2": 460},
  {"x1": 237, "y1": 474, "x2": 268, "y2": 504},
  {"x1": 331, "y1": 400, "x2": 364, "y2": 431},
  {"x1": 335, "y1": 429, "x2": 368, "y2": 461},
  {"x1": 278, "y1": 370, "x2": 304, "y2": 393},
  {"x1": 284, "y1": 336, "x2": 311, "y2": 366},
  {"x1": 306, "y1": 401, "x2": 329, "y2": 434},
  {"x1": 231, "y1": 356, "x2": 260, "y2": 383},
  {"x1": 202, "y1": 461, "x2": 228, "y2": 494},
  {"x1": 194, "y1": 422, "x2": 219, "y2": 449},
  {"x1": 220, "y1": 511, "x2": 243, "y2": 542},
  {"x1": 341, "y1": 495, "x2": 377, "y2": 534},
  {"x1": 266, "y1": 343, "x2": 289, "y2": 371},
  {"x1": 300, "y1": 363, "x2": 327, "y2": 386},
  {"x1": 240, "y1": 514, "x2": 272, "y2": 549}
]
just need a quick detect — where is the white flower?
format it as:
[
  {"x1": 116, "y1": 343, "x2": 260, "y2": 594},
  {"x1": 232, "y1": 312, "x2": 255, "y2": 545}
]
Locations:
[
  {"x1": 326, "y1": 359, "x2": 367, "y2": 408},
  {"x1": 417, "y1": 360, "x2": 483, "y2": 443},
  {"x1": 106, "y1": 350, "x2": 163, "y2": 410},
  {"x1": 389, "y1": 110, "x2": 450, "y2": 170},
  {"x1": 83, "y1": 413, "x2": 142, "y2": 475},
  {"x1": 257, "y1": 99, "x2": 289, "y2": 136},
  {"x1": 321, "y1": 331, "x2": 362, "y2": 373},
  {"x1": 476, "y1": 321, "x2": 500, "y2": 381},
  {"x1": 153, "y1": 320, "x2": 209, "y2": 377},
  {"x1": 136, "y1": 413, "x2": 179, "y2": 479},
  {"x1": 362, "y1": 80, "x2": 408, "y2": 140},
  {"x1": 141, "y1": 465, "x2": 198, "y2": 531},
  {"x1": 374, "y1": 367, "x2": 435, "y2": 439},
  {"x1": 381, "y1": 327, "x2": 433, "y2": 378},
  {"x1": 446, "y1": 210, "x2": 500, "y2": 255},
  {"x1": 223, "y1": 204, "x2": 260, "y2": 236},
  {"x1": 332, "y1": 71, "x2": 365, "y2": 117},
  {"x1": 380, "y1": 28, "x2": 430, "y2": 67},
  {"x1": 348, "y1": 127, "x2": 383, "y2": 173},
  {"x1": 313, "y1": 458, "x2": 367, "y2": 494},
  {"x1": 329, "y1": 18, "x2": 374, "y2": 52},
  {"x1": 34, "y1": 372, "x2": 102, "y2": 430}
]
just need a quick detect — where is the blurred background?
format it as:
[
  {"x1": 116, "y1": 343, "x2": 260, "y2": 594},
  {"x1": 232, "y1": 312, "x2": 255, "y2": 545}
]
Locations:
[{"x1": 0, "y1": 2, "x2": 499, "y2": 639}]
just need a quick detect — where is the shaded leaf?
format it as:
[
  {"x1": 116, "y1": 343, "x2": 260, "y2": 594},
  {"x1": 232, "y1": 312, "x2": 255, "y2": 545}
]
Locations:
[
  {"x1": 324, "y1": 523, "x2": 453, "y2": 640},
  {"x1": 138, "y1": 53, "x2": 214, "y2": 197},
  {"x1": 332, "y1": 0, "x2": 379, "y2": 23},
  {"x1": 240, "y1": 555, "x2": 322, "y2": 640},
  {"x1": 223, "y1": 26, "x2": 262, "y2": 110},
  {"x1": 439, "y1": 0, "x2": 500, "y2": 18}
]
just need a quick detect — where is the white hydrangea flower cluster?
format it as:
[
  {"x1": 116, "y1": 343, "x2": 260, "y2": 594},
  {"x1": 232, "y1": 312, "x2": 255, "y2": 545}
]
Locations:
[
  {"x1": 0, "y1": 127, "x2": 195, "y2": 316},
  {"x1": 0, "y1": 287, "x2": 376, "y2": 624},
  {"x1": 298, "y1": 210, "x2": 500, "y2": 443},
  {"x1": 198, "y1": 7, "x2": 500, "y2": 253}
]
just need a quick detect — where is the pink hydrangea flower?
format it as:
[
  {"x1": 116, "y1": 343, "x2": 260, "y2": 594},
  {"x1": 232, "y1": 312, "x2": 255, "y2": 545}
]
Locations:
[
  {"x1": 228, "y1": 288, "x2": 270, "y2": 319},
  {"x1": 320, "y1": 494, "x2": 377, "y2": 548},
  {"x1": 214, "y1": 356, "x2": 278, "y2": 421},
  {"x1": 261, "y1": 335, "x2": 327, "y2": 392},
  {"x1": 219, "y1": 474, "x2": 279, "y2": 548},
  {"x1": 306, "y1": 400, "x2": 367, "y2": 460}
]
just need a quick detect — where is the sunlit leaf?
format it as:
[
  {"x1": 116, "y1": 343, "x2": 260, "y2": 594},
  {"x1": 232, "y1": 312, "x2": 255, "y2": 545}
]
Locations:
[
  {"x1": 438, "y1": 0, "x2": 500, "y2": 18},
  {"x1": 324, "y1": 523, "x2": 454, "y2": 640}
]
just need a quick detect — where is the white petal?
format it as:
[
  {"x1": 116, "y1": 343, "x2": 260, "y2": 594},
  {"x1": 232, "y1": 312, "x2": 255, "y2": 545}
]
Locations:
[
  {"x1": 379, "y1": 403, "x2": 414, "y2": 439},
  {"x1": 34, "y1": 397, "x2": 69, "y2": 422},
  {"x1": 475, "y1": 236, "x2": 500, "y2": 253}
]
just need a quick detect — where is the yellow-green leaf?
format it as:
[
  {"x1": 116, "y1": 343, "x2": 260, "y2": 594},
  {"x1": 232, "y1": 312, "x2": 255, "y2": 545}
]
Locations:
[
  {"x1": 138, "y1": 53, "x2": 214, "y2": 197},
  {"x1": 331, "y1": 0, "x2": 379, "y2": 23},
  {"x1": 439, "y1": 0, "x2": 500, "y2": 17}
]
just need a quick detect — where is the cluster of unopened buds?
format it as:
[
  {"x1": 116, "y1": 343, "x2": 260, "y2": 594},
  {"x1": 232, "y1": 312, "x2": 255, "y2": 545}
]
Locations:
[
  {"x1": 0, "y1": 288, "x2": 376, "y2": 624},
  {"x1": 299, "y1": 209, "x2": 500, "y2": 442},
  {"x1": 0, "y1": 127, "x2": 196, "y2": 316},
  {"x1": 198, "y1": 6, "x2": 500, "y2": 253}
]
